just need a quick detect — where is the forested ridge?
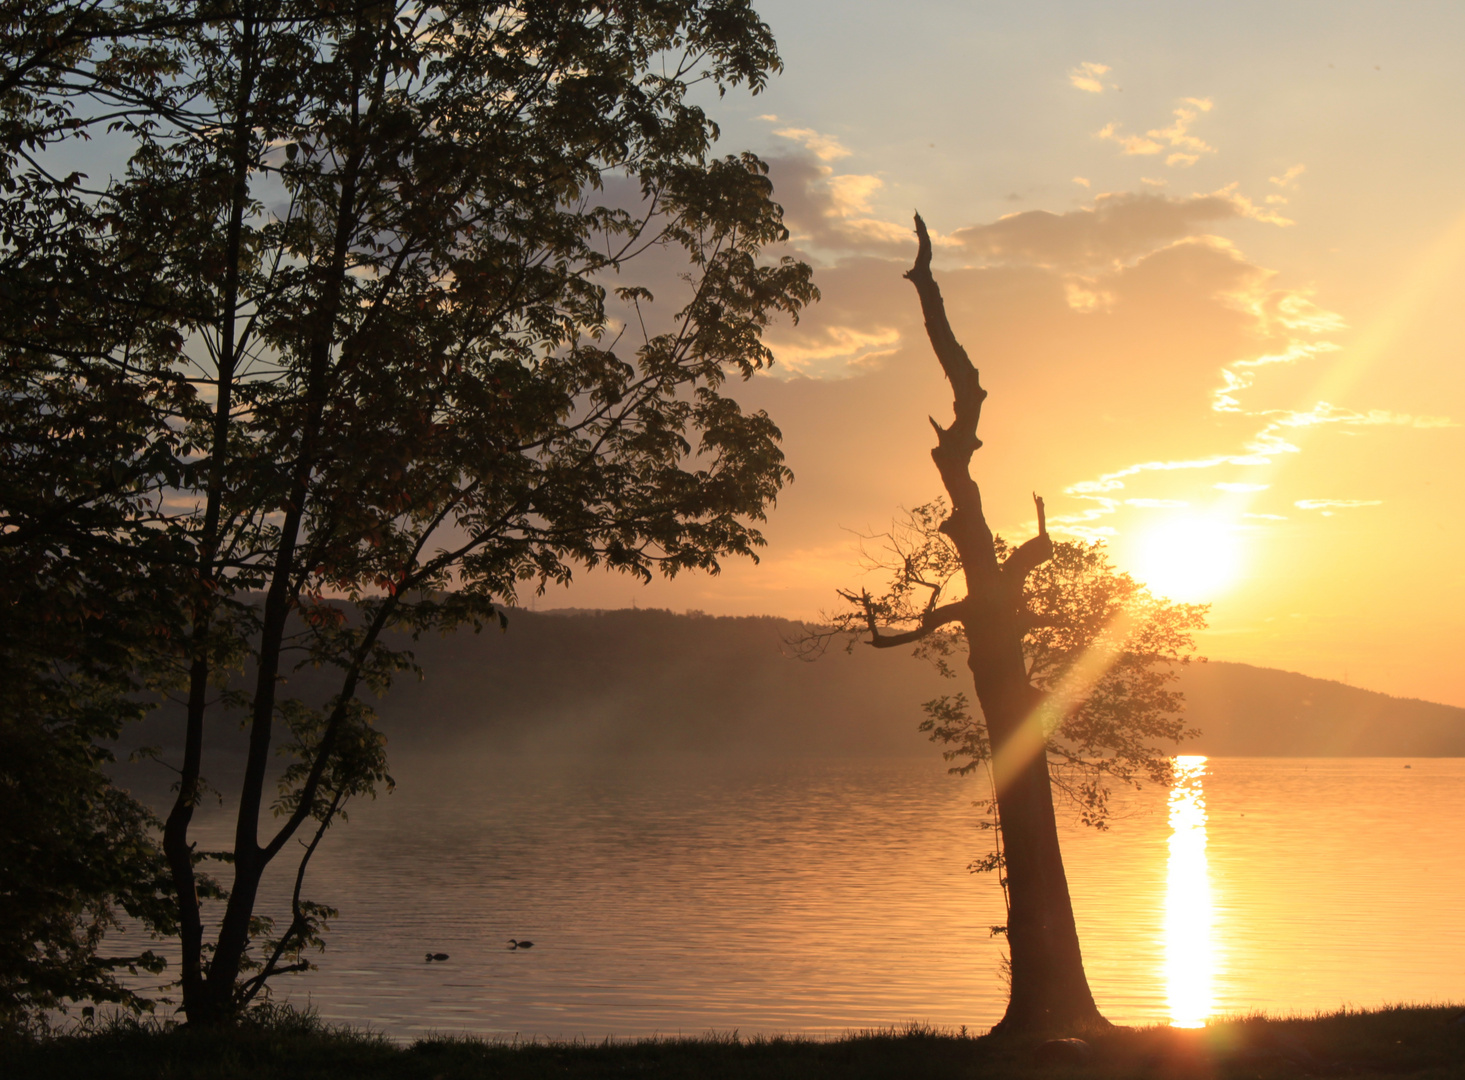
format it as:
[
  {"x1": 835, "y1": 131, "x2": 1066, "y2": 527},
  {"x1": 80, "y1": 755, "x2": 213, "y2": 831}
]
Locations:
[{"x1": 121, "y1": 608, "x2": 1465, "y2": 763}]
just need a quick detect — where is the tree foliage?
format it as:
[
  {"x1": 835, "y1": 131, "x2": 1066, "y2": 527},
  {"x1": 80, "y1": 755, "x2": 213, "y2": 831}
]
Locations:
[
  {"x1": 2, "y1": 0, "x2": 814, "y2": 1024},
  {"x1": 828, "y1": 498, "x2": 1206, "y2": 846},
  {"x1": 0, "y1": 545, "x2": 180, "y2": 1032}
]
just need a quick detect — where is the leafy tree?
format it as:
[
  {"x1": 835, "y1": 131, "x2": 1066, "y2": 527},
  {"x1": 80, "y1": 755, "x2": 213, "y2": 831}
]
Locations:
[
  {"x1": 2, "y1": 0, "x2": 814, "y2": 1025},
  {"x1": 0, "y1": 526, "x2": 181, "y2": 1032},
  {"x1": 0, "y1": 0, "x2": 201, "y2": 1032},
  {"x1": 0, "y1": 663, "x2": 174, "y2": 1035},
  {"x1": 832, "y1": 500, "x2": 1204, "y2": 866},
  {"x1": 826, "y1": 218, "x2": 1201, "y2": 1034}
]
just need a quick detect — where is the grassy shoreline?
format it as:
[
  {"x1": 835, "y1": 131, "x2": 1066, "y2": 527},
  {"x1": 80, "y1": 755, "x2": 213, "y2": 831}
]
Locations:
[{"x1": 4, "y1": 1004, "x2": 1463, "y2": 1078}]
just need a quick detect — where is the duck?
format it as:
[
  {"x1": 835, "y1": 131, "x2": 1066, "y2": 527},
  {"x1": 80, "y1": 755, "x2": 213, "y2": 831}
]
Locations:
[
  {"x1": 507, "y1": 939, "x2": 534, "y2": 950},
  {"x1": 425, "y1": 952, "x2": 450, "y2": 962}
]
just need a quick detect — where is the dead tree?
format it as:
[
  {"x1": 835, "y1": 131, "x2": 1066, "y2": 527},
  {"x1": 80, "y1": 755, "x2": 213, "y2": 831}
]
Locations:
[{"x1": 852, "y1": 214, "x2": 1107, "y2": 1033}]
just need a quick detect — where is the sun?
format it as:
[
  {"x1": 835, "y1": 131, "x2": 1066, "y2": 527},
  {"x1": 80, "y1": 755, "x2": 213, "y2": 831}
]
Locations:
[{"x1": 1130, "y1": 515, "x2": 1242, "y2": 603}]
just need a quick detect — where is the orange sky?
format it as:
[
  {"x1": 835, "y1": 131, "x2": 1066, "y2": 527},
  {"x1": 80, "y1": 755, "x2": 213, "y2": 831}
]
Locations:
[{"x1": 551, "y1": 2, "x2": 1465, "y2": 708}]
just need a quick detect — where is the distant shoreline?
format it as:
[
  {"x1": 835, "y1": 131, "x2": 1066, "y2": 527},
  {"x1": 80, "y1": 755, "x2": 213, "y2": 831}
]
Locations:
[{"x1": 119, "y1": 608, "x2": 1465, "y2": 763}]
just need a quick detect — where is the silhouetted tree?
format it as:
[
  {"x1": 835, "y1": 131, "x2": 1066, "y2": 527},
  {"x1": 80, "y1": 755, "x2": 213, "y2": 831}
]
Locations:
[
  {"x1": 0, "y1": 550, "x2": 181, "y2": 1033},
  {"x1": 827, "y1": 217, "x2": 1202, "y2": 1033},
  {"x1": 2, "y1": 0, "x2": 814, "y2": 1025},
  {"x1": 0, "y1": 0, "x2": 204, "y2": 1031},
  {"x1": 0, "y1": 665, "x2": 175, "y2": 1034}
]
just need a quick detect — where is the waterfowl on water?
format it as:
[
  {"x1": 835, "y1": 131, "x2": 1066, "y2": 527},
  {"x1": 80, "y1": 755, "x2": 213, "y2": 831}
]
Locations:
[
  {"x1": 425, "y1": 952, "x2": 450, "y2": 962},
  {"x1": 507, "y1": 939, "x2": 534, "y2": 950}
]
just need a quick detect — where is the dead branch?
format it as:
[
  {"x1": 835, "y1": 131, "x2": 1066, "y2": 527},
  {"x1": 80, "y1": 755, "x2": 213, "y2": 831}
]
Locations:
[
  {"x1": 1002, "y1": 493, "x2": 1054, "y2": 587},
  {"x1": 904, "y1": 214, "x2": 987, "y2": 502}
]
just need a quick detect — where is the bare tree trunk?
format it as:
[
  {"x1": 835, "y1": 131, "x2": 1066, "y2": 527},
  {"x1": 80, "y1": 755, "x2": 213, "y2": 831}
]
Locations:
[{"x1": 904, "y1": 214, "x2": 1105, "y2": 1034}]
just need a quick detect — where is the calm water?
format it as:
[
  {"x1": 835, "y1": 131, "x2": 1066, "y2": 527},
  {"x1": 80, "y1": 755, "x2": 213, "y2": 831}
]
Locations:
[{"x1": 135, "y1": 755, "x2": 1465, "y2": 1039}]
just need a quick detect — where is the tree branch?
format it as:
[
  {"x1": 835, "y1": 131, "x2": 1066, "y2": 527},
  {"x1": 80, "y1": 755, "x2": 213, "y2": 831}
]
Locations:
[
  {"x1": 839, "y1": 588, "x2": 971, "y2": 649},
  {"x1": 238, "y1": 786, "x2": 344, "y2": 1006},
  {"x1": 1003, "y1": 493, "x2": 1053, "y2": 587},
  {"x1": 904, "y1": 214, "x2": 987, "y2": 475}
]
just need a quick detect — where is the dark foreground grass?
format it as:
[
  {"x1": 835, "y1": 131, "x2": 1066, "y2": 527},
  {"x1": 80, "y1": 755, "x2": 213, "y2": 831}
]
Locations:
[{"x1": 4, "y1": 1004, "x2": 1463, "y2": 1079}]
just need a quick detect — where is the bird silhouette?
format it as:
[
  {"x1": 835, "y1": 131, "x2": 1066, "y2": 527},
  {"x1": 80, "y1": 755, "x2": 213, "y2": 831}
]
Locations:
[
  {"x1": 425, "y1": 952, "x2": 450, "y2": 962},
  {"x1": 507, "y1": 939, "x2": 534, "y2": 950}
]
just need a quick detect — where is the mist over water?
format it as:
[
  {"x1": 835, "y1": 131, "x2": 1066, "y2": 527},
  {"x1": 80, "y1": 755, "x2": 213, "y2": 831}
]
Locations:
[{"x1": 122, "y1": 755, "x2": 1465, "y2": 1039}]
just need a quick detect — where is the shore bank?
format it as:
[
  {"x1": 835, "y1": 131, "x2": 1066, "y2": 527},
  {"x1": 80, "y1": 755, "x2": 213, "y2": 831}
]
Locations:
[{"x1": 4, "y1": 1003, "x2": 1463, "y2": 1079}]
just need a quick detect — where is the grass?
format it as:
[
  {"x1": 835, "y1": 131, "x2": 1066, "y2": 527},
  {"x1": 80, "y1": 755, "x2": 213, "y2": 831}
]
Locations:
[{"x1": 3, "y1": 1003, "x2": 1463, "y2": 1079}]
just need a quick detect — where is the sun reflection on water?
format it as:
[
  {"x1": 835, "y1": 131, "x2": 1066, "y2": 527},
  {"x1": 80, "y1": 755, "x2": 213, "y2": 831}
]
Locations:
[{"x1": 1165, "y1": 755, "x2": 1214, "y2": 1028}]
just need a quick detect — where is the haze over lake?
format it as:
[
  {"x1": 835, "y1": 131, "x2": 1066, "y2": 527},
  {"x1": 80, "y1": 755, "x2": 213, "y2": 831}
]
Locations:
[{"x1": 126, "y1": 754, "x2": 1465, "y2": 1040}]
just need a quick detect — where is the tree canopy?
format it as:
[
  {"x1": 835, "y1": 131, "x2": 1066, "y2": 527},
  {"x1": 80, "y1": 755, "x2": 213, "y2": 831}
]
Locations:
[
  {"x1": 837, "y1": 501, "x2": 1206, "y2": 824},
  {"x1": 1, "y1": 0, "x2": 814, "y2": 1025}
]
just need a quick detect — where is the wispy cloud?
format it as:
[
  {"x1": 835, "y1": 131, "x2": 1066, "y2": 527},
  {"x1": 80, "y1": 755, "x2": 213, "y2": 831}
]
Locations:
[
  {"x1": 1266, "y1": 402, "x2": 1457, "y2": 430},
  {"x1": 767, "y1": 324, "x2": 903, "y2": 377},
  {"x1": 1209, "y1": 183, "x2": 1295, "y2": 226},
  {"x1": 1056, "y1": 236, "x2": 1453, "y2": 538},
  {"x1": 1269, "y1": 164, "x2": 1306, "y2": 189},
  {"x1": 1097, "y1": 98, "x2": 1217, "y2": 166},
  {"x1": 1294, "y1": 498, "x2": 1383, "y2": 513},
  {"x1": 773, "y1": 126, "x2": 851, "y2": 162},
  {"x1": 1150, "y1": 98, "x2": 1215, "y2": 154},
  {"x1": 1069, "y1": 61, "x2": 1111, "y2": 93},
  {"x1": 1096, "y1": 121, "x2": 1164, "y2": 156}
]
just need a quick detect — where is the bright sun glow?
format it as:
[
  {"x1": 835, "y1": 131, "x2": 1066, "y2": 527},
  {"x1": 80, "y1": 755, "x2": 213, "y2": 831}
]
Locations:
[
  {"x1": 1132, "y1": 516, "x2": 1241, "y2": 602},
  {"x1": 1165, "y1": 755, "x2": 1215, "y2": 1028}
]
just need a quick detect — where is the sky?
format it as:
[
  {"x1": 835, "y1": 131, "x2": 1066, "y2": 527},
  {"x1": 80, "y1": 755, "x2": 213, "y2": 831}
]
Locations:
[{"x1": 553, "y1": 0, "x2": 1465, "y2": 707}]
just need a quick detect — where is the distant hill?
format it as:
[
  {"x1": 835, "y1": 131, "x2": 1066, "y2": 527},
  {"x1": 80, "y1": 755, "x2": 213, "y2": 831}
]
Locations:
[
  {"x1": 126, "y1": 608, "x2": 1465, "y2": 760},
  {"x1": 1176, "y1": 660, "x2": 1465, "y2": 757},
  {"x1": 363, "y1": 608, "x2": 947, "y2": 757}
]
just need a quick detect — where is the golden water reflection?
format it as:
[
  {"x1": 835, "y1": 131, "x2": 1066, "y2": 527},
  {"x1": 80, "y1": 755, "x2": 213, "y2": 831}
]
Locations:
[{"x1": 1165, "y1": 755, "x2": 1214, "y2": 1027}]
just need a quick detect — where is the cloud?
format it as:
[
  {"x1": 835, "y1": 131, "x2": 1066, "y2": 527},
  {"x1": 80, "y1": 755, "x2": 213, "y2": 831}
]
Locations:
[
  {"x1": 773, "y1": 126, "x2": 851, "y2": 162},
  {"x1": 1073, "y1": 176, "x2": 1091, "y2": 187},
  {"x1": 1150, "y1": 98, "x2": 1215, "y2": 153},
  {"x1": 1294, "y1": 498, "x2": 1383, "y2": 511},
  {"x1": 950, "y1": 191, "x2": 1246, "y2": 267},
  {"x1": 765, "y1": 155, "x2": 913, "y2": 257},
  {"x1": 756, "y1": 253, "x2": 924, "y2": 378},
  {"x1": 1068, "y1": 453, "x2": 1273, "y2": 494},
  {"x1": 1069, "y1": 61, "x2": 1111, "y2": 93},
  {"x1": 1062, "y1": 277, "x2": 1115, "y2": 312},
  {"x1": 1269, "y1": 164, "x2": 1306, "y2": 189},
  {"x1": 1096, "y1": 122, "x2": 1163, "y2": 156},
  {"x1": 1265, "y1": 402, "x2": 1457, "y2": 431},
  {"x1": 1098, "y1": 98, "x2": 1217, "y2": 166},
  {"x1": 1209, "y1": 183, "x2": 1294, "y2": 226},
  {"x1": 767, "y1": 324, "x2": 903, "y2": 377},
  {"x1": 826, "y1": 174, "x2": 882, "y2": 217},
  {"x1": 1052, "y1": 223, "x2": 1454, "y2": 539}
]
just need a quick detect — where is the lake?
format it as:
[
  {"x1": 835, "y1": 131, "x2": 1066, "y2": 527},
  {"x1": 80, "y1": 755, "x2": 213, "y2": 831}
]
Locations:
[{"x1": 131, "y1": 755, "x2": 1465, "y2": 1039}]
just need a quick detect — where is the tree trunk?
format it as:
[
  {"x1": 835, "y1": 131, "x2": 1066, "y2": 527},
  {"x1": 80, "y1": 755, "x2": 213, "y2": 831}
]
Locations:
[{"x1": 904, "y1": 214, "x2": 1106, "y2": 1034}]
